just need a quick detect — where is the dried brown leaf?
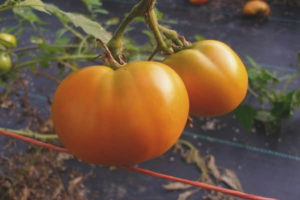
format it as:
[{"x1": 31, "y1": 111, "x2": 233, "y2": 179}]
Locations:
[
  {"x1": 206, "y1": 155, "x2": 221, "y2": 180},
  {"x1": 220, "y1": 169, "x2": 243, "y2": 192},
  {"x1": 162, "y1": 182, "x2": 192, "y2": 191},
  {"x1": 178, "y1": 189, "x2": 199, "y2": 200},
  {"x1": 68, "y1": 176, "x2": 83, "y2": 193},
  {"x1": 20, "y1": 186, "x2": 30, "y2": 200}
]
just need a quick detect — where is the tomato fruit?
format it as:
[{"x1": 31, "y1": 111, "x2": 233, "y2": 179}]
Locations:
[
  {"x1": 243, "y1": 0, "x2": 270, "y2": 17},
  {"x1": 189, "y1": 0, "x2": 208, "y2": 5},
  {"x1": 164, "y1": 40, "x2": 248, "y2": 117},
  {"x1": 51, "y1": 61, "x2": 189, "y2": 165},
  {"x1": 0, "y1": 33, "x2": 17, "y2": 48},
  {"x1": 0, "y1": 53, "x2": 12, "y2": 75}
]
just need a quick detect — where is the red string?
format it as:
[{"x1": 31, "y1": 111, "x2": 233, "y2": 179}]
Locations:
[{"x1": 0, "y1": 129, "x2": 278, "y2": 200}]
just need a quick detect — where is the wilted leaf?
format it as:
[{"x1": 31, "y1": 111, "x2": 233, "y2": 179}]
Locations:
[
  {"x1": 68, "y1": 176, "x2": 83, "y2": 193},
  {"x1": 220, "y1": 169, "x2": 243, "y2": 192},
  {"x1": 178, "y1": 189, "x2": 199, "y2": 200},
  {"x1": 206, "y1": 155, "x2": 220, "y2": 180},
  {"x1": 162, "y1": 182, "x2": 192, "y2": 191}
]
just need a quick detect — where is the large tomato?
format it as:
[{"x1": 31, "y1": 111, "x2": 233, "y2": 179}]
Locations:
[
  {"x1": 164, "y1": 40, "x2": 248, "y2": 117},
  {"x1": 51, "y1": 61, "x2": 189, "y2": 166}
]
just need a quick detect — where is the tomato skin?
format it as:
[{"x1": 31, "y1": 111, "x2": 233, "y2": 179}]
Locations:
[
  {"x1": 243, "y1": 0, "x2": 270, "y2": 17},
  {"x1": 0, "y1": 33, "x2": 17, "y2": 48},
  {"x1": 164, "y1": 40, "x2": 248, "y2": 117},
  {"x1": 51, "y1": 61, "x2": 189, "y2": 165},
  {"x1": 0, "y1": 53, "x2": 12, "y2": 75}
]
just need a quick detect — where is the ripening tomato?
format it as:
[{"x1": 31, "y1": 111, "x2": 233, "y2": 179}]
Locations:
[
  {"x1": 0, "y1": 53, "x2": 12, "y2": 75},
  {"x1": 51, "y1": 61, "x2": 189, "y2": 166},
  {"x1": 243, "y1": 0, "x2": 270, "y2": 17},
  {"x1": 0, "y1": 33, "x2": 17, "y2": 49},
  {"x1": 164, "y1": 40, "x2": 248, "y2": 117}
]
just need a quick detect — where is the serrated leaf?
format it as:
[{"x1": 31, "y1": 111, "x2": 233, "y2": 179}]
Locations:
[
  {"x1": 18, "y1": 0, "x2": 50, "y2": 14},
  {"x1": 234, "y1": 104, "x2": 257, "y2": 130},
  {"x1": 17, "y1": 1, "x2": 111, "y2": 43},
  {"x1": 58, "y1": 12, "x2": 111, "y2": 42}
]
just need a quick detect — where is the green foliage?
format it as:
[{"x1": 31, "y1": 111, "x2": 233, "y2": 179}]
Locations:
[
  {"x1": 235, "y1": 57, "x2": 300, "y2": 135},
  {"x1": 194, "y1": 34, "x2": 205, "y2": 41}
]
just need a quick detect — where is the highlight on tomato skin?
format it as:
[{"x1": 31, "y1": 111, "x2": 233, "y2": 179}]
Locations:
[
  {"x1": 243, "y1": 0, "x2": 271, "y2": 17},
  {"x1": 163, "y1": 40, "x2": 248, "y2": 117},
  {"x1": 51, "y1": 61, "x2": 189, "y2": 166}
]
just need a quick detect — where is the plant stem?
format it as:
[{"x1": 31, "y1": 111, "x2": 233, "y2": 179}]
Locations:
[
  {"x1": 15, "y1": 54, "x2": 97, "y2": 69},
  {"x1": 11, "y1": 44, "x2": 80, "y2": 53},
  {"x1": 0, "y1": 127, "x2": 58, "y2": 140},
  {"x1": 106, "y1": 0, "x2": 163, "y2": 65},
  {"x1": 145, "y1": 10, "x2": 173, "y2": 55}
]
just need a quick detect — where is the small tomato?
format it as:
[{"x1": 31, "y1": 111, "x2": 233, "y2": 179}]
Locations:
[
  {"x1": 164, "y1": 40, "x2": 248, "y2": 117},
  {"x1": 0, "y1": 33, "x2": 17, "y2": 49},
  {"x1": 0, "y1": 53, "x2": 12, "y2": 75},
  {"x1": 51, "y1": 61, "x2": 189, "y2": 166}
]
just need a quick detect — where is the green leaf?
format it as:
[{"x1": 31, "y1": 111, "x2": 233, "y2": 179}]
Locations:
[
  {"x1": 270, "y1": 90, "x2": 300, "y2": 120},
  {"x1": 13, "y1": 7, "x2": 44, "y2": 24},
  {"x1": 234, "y1": 104, "x2": 257, "y2": 130},
  {"x1": 194, "y1": 35, "x2": 205, "y2": 41},
  {"x1": 61, "y1": 12, "x2": 111, "y2": 42},
  {"x1": 18, "y1": 0, "x2": 50, "y2": 14},
  {"x1": 17, "y1": 1, "x2": 111, "y2": 43},
  {"x1": 105, "y1": 17, "x2": 120, "y2": 27}
]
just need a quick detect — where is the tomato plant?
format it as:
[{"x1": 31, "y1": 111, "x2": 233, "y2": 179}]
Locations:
[
  {"x1": 51, "y1": 61, "x2": 189, "y2": 165},
  {"x1": 0, "y1": 52, "x2": 11, "y2": 75},
  {"x1": 164, "y1": 40, "x2": 248, "y2": 117},
  {"x1": 243, "y1": 0, "x2": 270, "y2": 17},
  {"x1": 0, "y1": 33, "x2": 17, "y2": 49}
]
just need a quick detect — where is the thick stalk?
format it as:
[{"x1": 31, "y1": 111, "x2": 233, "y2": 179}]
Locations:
[
  {"x1": 106, "y1": 0, "x2": 158, "y2": 64},
  {"x1": 145, "y1": 9, "x2": 173, "y2": 55}
]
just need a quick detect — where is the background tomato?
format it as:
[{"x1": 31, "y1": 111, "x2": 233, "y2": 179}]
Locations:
[
  {"x1": 164, "y1": 40, "x2": 248, "y2": 117},
  {"x1": 0, "y1": 33, "x2": 17, "y2": 49},
  {"x1": 51, "y1": 61, "x2": 189, "y2": 166},
  {"x1": 243, "y1": 0, "x2": 270, "y2": 17},
  {"x1": 0, "y1": 52, "x2": 12, "y2": 75}
]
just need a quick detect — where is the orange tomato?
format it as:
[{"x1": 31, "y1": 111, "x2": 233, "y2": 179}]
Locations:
[
  {"x1": 51, "y1": 61, "x2": 189, "y2": 166},
  {"x1": 164, "y1": 40, "x2": 248, "y2": 117},
  {"x1": 243, "y1": 0, "x2": 270, "y2": 17}
]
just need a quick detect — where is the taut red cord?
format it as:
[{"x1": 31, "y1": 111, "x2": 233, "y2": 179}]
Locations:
[{"x1": 0, "y1": 129, "x2": 278, "y2": 200}]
